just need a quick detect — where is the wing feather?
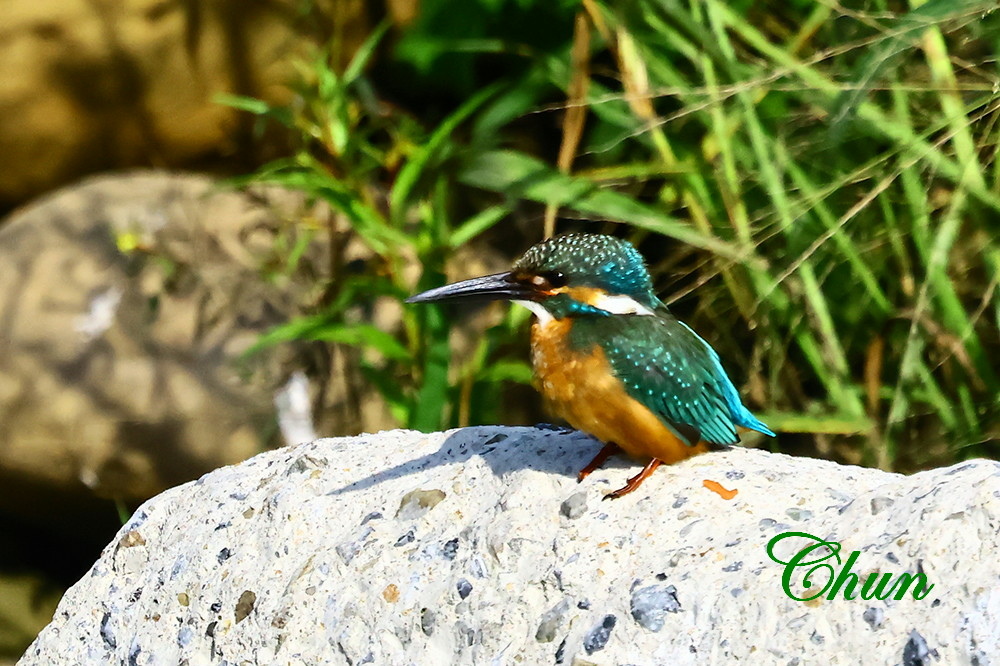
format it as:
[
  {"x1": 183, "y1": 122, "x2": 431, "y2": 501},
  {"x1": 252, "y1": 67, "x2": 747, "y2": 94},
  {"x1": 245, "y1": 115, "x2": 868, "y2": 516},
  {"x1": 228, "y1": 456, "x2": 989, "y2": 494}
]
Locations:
[{"x1": 569, "y1": 313, "x2": 746, "y2": 447}]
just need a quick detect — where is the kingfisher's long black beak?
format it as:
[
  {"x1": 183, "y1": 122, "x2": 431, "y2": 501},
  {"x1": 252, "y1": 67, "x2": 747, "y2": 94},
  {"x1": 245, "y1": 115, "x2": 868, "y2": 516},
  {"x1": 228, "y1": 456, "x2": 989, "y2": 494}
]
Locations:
[{"x1": 406, "y1": 271, "x2": 537, "y2": 304}]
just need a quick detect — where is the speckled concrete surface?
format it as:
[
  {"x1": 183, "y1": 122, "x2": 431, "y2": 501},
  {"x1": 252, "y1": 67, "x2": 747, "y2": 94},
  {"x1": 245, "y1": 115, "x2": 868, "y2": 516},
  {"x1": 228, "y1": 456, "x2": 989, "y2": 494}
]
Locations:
[{"x1": 17, "y1": 427, "x2": 1000, "y2": 665}]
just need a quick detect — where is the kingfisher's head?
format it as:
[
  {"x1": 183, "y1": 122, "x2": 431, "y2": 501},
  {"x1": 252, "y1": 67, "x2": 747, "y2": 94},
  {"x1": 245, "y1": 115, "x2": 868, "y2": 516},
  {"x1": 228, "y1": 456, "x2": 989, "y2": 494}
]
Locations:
[{"x1": 407, "y1": 233, "x2": 660, "y2": 321}]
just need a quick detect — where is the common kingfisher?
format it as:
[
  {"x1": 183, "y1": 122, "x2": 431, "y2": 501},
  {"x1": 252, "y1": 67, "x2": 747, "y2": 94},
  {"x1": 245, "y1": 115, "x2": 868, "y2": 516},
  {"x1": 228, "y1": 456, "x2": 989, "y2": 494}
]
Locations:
[{"x1": 407, "y1": 233, "x2": 775, "y2": 499}]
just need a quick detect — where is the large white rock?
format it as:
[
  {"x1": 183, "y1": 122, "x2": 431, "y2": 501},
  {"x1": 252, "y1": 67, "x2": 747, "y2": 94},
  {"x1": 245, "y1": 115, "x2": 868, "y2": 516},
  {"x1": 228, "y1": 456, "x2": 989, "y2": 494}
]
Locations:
[{"x1": 18, "y1": 427, "x2": 1000, "y2": 665}]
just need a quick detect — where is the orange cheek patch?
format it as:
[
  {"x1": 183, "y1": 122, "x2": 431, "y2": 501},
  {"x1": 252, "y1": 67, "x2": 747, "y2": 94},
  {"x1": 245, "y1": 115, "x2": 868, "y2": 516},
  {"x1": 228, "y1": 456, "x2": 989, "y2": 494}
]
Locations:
[
  {"x1": 545, "y1": 286, "x2": 606, "y2": 305},
  {"x1": 703, "y1": 479, "x2": 738, "y2": 500},
  {"x1": 567, "y1": 286, "x2": 605, "y2": 306}
]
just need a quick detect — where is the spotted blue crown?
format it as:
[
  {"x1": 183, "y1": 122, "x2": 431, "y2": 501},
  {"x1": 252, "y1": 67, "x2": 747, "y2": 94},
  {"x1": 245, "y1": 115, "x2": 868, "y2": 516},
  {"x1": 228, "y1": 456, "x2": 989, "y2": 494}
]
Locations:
[{"x1": 515, "y1": 234, "x2": 659, "y2": 307}]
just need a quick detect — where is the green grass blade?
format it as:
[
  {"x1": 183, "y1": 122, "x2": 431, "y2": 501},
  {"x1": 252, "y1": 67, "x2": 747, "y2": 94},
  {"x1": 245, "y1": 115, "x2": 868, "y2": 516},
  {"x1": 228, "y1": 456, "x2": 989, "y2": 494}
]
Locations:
[
  {"x1": 390, "y1": 83, "x2": 503, "y2": 227},
  {"x1": 459, "y1": 149, "x2": 759, "y2": 264}
]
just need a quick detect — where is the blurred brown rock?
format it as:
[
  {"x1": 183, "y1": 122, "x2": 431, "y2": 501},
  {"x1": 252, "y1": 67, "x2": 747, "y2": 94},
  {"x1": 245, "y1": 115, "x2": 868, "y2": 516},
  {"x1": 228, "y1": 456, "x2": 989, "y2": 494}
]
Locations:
[
  {"x1": 0, "y1": 171, "x2": 394, "y2": 522},
  {"x1": 0, "y1": 0, "x2": 376, "y2": 209},
  {"x1": 0, "y1": 573, "x2": 61, "y2": 658}
]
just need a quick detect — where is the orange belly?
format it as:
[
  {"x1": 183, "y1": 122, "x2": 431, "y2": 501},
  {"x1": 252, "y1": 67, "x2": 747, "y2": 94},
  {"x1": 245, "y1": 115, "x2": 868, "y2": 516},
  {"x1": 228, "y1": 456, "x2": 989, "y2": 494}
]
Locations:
[{"x1": 530, "y1": 319, "x2": 709, "y2": 463}]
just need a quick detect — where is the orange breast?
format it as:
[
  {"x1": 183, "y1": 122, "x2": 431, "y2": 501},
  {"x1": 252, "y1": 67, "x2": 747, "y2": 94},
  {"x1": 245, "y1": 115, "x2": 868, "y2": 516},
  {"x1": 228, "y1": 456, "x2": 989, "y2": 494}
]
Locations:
[{"x1": 530, "y1": 319, "x2": 708, "y2": 463}]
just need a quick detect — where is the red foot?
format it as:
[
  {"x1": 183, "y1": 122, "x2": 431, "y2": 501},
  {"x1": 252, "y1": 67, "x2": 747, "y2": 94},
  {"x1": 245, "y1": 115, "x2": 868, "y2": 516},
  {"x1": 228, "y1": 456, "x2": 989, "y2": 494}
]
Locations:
[
  {"x1": 577, "y1": 442, "x2": 621, "y2": 482},
  {"x1": 603, "y1": 458, "x2": 662, "y2": 500}
]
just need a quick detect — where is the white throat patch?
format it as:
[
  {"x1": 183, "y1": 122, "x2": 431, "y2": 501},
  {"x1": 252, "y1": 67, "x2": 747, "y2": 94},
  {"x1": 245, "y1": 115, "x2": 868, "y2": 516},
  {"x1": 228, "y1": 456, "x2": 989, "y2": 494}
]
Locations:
[
  {"x1": 514, "y1": 300, "x2": 554, "y2": 325},
  {"x1": 589, "y1": 293, "x2": 657, "y2": 316}
]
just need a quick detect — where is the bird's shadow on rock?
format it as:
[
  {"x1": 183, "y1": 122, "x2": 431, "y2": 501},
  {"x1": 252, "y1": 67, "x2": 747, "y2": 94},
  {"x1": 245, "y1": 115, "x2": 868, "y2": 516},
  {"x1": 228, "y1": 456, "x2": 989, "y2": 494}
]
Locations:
[{"x1": 326, "y1": 425, "x2": 640, "y2": 497}]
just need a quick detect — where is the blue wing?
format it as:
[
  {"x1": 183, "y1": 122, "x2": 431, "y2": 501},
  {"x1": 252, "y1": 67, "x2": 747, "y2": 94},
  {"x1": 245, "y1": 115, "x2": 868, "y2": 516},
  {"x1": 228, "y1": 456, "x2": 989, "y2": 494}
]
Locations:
[{"x1": 569, "y1": 311, "x2": 774, "y2": 446}]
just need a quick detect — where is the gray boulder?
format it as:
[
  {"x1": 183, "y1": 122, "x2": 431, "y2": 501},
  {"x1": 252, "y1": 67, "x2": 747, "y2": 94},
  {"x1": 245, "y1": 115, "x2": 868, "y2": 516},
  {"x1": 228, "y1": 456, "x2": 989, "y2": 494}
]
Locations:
[{"x1": 18, "y1": 427, "x2": 1000, "y2": 664}]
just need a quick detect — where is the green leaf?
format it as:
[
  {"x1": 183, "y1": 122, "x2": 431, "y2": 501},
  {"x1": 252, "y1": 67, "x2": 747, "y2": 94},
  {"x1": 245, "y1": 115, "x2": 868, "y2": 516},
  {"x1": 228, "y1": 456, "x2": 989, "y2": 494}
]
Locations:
[
  {"x1": 478, "y1": 359, "x2": 535, "y2": 385},
  {"x1": 343, "y1": 21, "x2": 390, "y2": 84},
  {"x1": 409, "y1": 305, "x2": 452, "y2": 432},
  {"x1": 214, "y1": 93, "x2": 294, "y2": 127},
  {"x1": 307, "y1": 324, "x2": 411, "y2": 361},
  {"x1": 449, "y1": 205, "x2": 510, "y2": 248},
  {"x1": 757, "y1": 412, "x2": 874, "y2": 435},
  {"x1": 829, "y1": 0, "x2": 991, "y2": 130},
  {"x1": 389, "y1": 82, "x2": 504, "y2": 227},
  {"x1": 360, "y1": 363, "x2": 412, "y2": 425},
  {"x1": 242, "y1": 158, "x2": 409, "y2": 254},
  {"x1": 243, "y1": 315, "x2": 329, "y2": 355},
  {"x1": 471, "y1": 67, "x2": 550, "y2": 143},
  {"x1": 214, "y1": 93, "x2": 270, "y2": 115},
  {"x1": 458, "y1": 150, "x2": 759, "y2": 264},
  {"x1": 245, "y1": 317, "x2": 409, "y2": 362}
]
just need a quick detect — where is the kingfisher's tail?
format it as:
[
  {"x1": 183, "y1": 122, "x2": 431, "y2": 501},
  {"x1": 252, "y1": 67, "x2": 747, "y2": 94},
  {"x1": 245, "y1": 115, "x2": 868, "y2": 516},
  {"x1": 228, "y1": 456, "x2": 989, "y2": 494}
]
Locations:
[{"x1": 735, "y1": 408, "x2": 776, "y2": 437}]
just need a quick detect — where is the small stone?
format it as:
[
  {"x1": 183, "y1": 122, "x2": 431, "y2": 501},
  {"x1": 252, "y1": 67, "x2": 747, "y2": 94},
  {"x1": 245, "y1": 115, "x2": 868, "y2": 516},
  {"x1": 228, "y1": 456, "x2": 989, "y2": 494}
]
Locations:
[
  {"x1": 235, "y1": 590, "x2": 256, "y2": 623},
  {"x1": 216, "y1": 548, "x2": 232, "y2": 564},
  {"x1": 420, "y1": 608, "x2": 435, "y2": 636},
  {"x1": 442, "y1": 538, "x2": 459, "y2": 560},
  {"x1": 455, "y1": 620, "x2": 477, "y2": 647},
  {"x1": 902, "y1": 630, "x2": 938, "y2": 666},
  {"x1": 118, "y1": 531, "x2": 146, "y2": 548},
  {"x1": 469, "y1": 555, "x2": 488, "y2": 579},
  {"x1": 870, "y1": 497, "x2": 894, "y2": 515},
  {"x1": 456, "y1": 578, "x2": 472, "y2": 599},
  {"x1": 560, "y1": 492, "x2": 588, "y2": 519},
  {"x1": 630, "y1": 585, "x2": 681, "y2": 632},
  {"x1": 584, "y1": 615, "x2": 617, "y2": 654},
  {"x1": 99, "y1": 613, "x2": 115, "y2": 649},
  {"x1": 554, "y1": 637, "x2": 567, "y2": 664},
  {"x1": 396, "y1": 489, "x2": 446, "y2": 520},
  {"x1": 336, "y1": 525, "x2": 374, "y2": 563},
  {"x1": 535, "y1": 599, "x2": 570, "y2": 643},
  {"x1": 863, "y1": 607, "x2": 884, "y2": 630},
  {"x1": 785, "y1": 508, "x2": 813, "y2": 521},
  {"x1": 361, "y1": 511, "x2": 383, "y2": 524}
]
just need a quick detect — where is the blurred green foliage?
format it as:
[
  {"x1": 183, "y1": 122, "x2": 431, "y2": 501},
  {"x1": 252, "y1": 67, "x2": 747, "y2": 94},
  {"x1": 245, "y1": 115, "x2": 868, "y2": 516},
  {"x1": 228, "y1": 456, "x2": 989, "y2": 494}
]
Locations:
[
  {"x1": 219, "y1": 27, "x2": 533, "y2": 432},
  {"x1": 225, "y1": 0, "x2": 1000, "y2": 472}
]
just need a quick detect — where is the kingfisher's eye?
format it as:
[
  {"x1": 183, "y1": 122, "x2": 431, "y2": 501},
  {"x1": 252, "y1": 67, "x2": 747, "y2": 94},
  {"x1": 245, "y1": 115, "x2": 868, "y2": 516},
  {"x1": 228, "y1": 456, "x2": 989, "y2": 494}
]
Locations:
[
  {"x1": 527, "y1": 271, "x2": 567, "y2": 290},
  {"x1": 545, "y1": 271, "x2": 567, "y2": 288}
]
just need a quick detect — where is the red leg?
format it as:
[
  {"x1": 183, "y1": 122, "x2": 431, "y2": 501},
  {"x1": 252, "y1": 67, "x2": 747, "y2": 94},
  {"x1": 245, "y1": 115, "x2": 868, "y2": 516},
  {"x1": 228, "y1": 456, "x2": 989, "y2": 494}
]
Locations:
[
  {"x1": 577, "y1": 442, "x2": 621, "y2": 482},
  {"x1": 604, "y1": 458, "x2": 662, "y2": 500}
]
